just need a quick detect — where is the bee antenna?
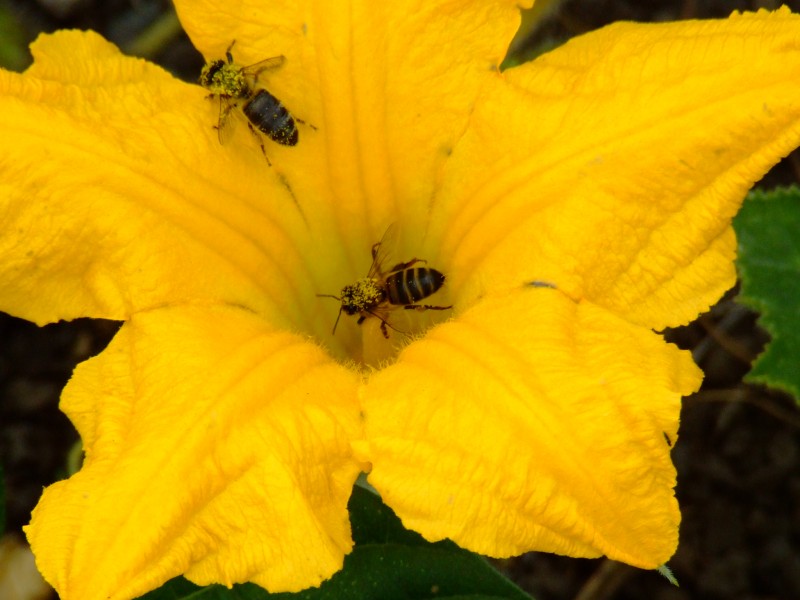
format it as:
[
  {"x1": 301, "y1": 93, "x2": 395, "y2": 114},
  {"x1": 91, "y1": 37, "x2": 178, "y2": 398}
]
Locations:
[
  {"x1": 317, "y1": 294, "x2": 344, "y2": 335},
  {"x1": 332, "y1": 306, "x2": 344, "y2": 335}
]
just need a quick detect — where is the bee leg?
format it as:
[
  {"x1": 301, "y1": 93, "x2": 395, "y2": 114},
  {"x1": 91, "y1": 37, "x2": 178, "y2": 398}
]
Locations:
[
  {"x1": 245, "y1": 122, "x2": 272, "y2": 166},
  {"x1": 292, "y1": 116, "x2": 317, "y2": 131},
  {"x1": 356, "y1": 316, "x2": 366, "y2": 325},
  {"x1": 379, "y1": 320, "x2": 390, "y2": 338},
  {"x1": 404, "y1": 304, "x2": 453, "y2": 312},
  {"x1": 389, "y1": 258, "x2": 427, "y2": 271}
]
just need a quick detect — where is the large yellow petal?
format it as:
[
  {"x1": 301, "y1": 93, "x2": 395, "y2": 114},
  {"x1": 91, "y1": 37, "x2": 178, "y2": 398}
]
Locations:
[
  {"x1": 175, "y1": 0, "x2": 532, "y2": 279},
  {"x1": 434, "y1": 7, "x2": 800, "y2": 330},
  {"x1": 0, "y1": 30, "x2": 314, "y2": 327},
  {"x1": 363, "y1": 286, "x2": 700, "y2": 568},
  {"x1": 25, "y1": 305, "x2": 363, "y2": 598}
]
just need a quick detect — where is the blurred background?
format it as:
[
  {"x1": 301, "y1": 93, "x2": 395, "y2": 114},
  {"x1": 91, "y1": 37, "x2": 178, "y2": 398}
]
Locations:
[{"x1": 1, "y1": 1, "x2": 800, "y2": 599}]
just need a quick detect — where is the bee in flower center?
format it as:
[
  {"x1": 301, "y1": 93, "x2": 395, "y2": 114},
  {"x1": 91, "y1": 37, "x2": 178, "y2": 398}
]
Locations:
[
  {"x1": 198, "y1": 40, "x2": 304, "y2": 164},
  {"x1": 318, "y1": 226, "x2": 453, "y2": 338}
]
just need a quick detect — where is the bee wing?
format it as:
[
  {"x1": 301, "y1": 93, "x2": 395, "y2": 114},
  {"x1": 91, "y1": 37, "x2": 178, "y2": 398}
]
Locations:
[
  {"x1": 215, "y1": 97, "x2": 237, "y2": 145},
  {"x1": 368, "y1": 223, "x2": 399, "y2": 279},
  {"x1": 243, "y1": 55, "x2": 286, "y2": 85}
]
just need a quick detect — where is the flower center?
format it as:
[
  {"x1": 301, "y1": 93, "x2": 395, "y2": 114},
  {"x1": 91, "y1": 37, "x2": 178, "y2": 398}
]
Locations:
[
  {"x1": 311, "y1": 226, "x2": 453, "y2": 369},
  {"x1": 314, "y1": 276, "x2": 453, "y2": 370}
]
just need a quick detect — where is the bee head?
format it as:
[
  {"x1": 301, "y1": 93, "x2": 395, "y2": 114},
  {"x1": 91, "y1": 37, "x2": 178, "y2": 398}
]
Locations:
[{"x1": 198, "y1": 60, "x2": 225, "y2": 87}]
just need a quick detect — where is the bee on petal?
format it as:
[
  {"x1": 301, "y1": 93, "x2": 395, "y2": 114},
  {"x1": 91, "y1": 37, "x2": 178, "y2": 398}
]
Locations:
[
  {"x1": 318, "y1": 225, "x2": 453, "y2": 338},
  {"x1": 199, "y1": 40, "x2": 305, "y2": 163}
]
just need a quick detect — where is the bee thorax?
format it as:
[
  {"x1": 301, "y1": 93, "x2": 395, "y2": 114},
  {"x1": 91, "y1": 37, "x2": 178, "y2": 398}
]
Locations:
[
  {"x1": 340, "y1": 278, "x2": 384, "y2": 314},
  {"x1": 199, "y1": 62, "x2": 250, "y2": 98}
]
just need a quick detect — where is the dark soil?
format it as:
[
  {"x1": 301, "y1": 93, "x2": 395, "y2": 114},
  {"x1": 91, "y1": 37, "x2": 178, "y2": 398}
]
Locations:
[{"x1": 2, "y1": 1, "x2": 800, "y2": 599}]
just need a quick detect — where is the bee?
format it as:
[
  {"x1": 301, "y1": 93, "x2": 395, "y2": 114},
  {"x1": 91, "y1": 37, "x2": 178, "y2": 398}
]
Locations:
[
  {"x1": 318, "y1": 226, "x2": 453, "y2": 338},
  {"x1": 198, "y1": 40, "x2": 303, "y2": 163}
]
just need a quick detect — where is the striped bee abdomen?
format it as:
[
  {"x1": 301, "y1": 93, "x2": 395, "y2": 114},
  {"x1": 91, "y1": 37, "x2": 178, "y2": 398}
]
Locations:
[
  {"x1": 243, "y1": 89, "x2": 298, "y2": 146},
  {"x1": 386, "y1": 267, "x2": 446, "y2": 305}
]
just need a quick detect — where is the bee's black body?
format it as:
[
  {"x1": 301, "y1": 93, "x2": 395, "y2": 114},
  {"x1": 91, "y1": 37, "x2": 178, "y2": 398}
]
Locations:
[
  {"x1": 243, "y1": 89, "x2": 298, "y2": 146},
  {"x1": 385, "y1": 267, "x2": 446, "y2": 305},
  {"x1": 199, "y1": 41, "x2": 303, "y2": 161},
  {"x1": 318, "y1": 226, "x2": 452, "y2": 338}
]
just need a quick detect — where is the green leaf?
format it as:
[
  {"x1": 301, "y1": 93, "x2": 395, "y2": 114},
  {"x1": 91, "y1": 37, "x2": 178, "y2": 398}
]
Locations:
[
  {"x1": 347, "y1": 479, "x2": 432, "y2": 547},
  {"x1": 137, "y1": 485, "x2": 533, "y2": 600},
  {"x1": 137, "y1": 580, "x2": 264, "y2": 599},
  {"x1": 0, "y1": 4, "x2": 30, "y2": 71},
  {"x1": 734, "y1": 186, "x2": 800, "y2": 400}
]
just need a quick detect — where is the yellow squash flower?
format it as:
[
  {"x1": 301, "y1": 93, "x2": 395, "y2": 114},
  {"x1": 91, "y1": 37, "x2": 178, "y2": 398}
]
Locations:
[{"x1": 1, "y1": 1, "x2": 800, "y2": 598}]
